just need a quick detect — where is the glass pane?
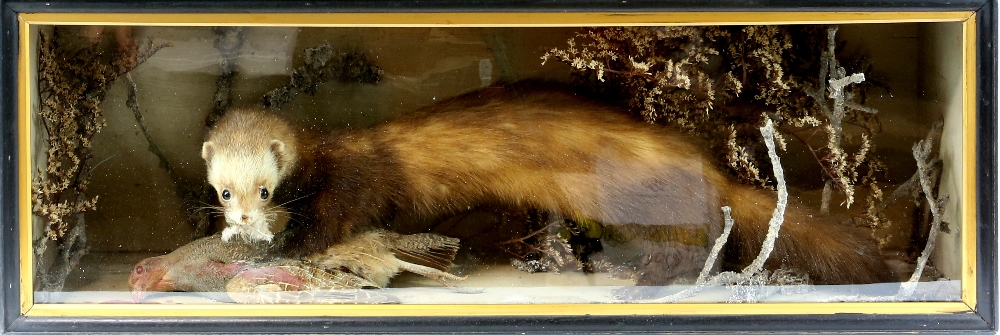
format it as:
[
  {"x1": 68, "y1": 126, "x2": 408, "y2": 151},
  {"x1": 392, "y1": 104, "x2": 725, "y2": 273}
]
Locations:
[{"x1": 29, "y1": 23, "x2": 965, "y2": 305}]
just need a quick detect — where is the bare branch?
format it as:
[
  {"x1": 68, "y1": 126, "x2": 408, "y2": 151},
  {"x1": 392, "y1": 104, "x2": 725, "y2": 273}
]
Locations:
[
  {"x1": 896, "y1": 122, "x2": 947, "y2": 299},
  {"x1": 697, "y1": 206, "x2": 736, "y2": 284},
  {"x1": 262, "y1": 44, "x2": 383, "y2": 110},
  {"x1": 809, "y1": 26, "x2": 879, "y2": 211},
  {"x1": 653, "y1": 118, "x2": 787, "y2": 302}
]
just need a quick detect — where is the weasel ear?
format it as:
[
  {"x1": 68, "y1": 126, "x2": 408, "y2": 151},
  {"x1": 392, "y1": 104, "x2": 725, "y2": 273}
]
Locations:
[
  {"x1": 270, "y1": 139, "x2": 288, "y2": 172},
  {"x1": 201, "y1": 142, "x2": 214, "y2": 162}
]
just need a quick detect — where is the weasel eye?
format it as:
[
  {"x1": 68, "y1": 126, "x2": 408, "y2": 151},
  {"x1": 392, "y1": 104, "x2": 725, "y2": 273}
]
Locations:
[
  {"x1": 134, "y1": 265, "x2": 144, "y2": 275},
  {"x1": 221, "y1": 189, "x2": 232, "y2": 201},
  {"x1": 259, "y1": 187, "x2": 269, "y2": 200}
]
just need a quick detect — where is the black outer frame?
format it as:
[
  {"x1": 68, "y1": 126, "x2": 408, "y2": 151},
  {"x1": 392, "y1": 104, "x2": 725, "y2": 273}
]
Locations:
[{"x1": 0, "y1": 1, "x2": 995, "y2": 334}]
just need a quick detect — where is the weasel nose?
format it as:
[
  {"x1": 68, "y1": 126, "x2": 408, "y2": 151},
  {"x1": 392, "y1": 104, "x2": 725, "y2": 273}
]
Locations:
[{"x1": 241, "y1": 214, "x2": 249, "y2": 222}]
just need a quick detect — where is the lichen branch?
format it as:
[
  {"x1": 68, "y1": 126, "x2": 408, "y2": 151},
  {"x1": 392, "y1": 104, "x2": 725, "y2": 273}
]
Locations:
[
  {"x1": 181, "y1": 27, "x2": 248, "y2": 238},
  {"x1": 698, "y1": 206, "x2": 736, "y2": 284},
  {"x1": 802, "y1": 26, "x2": 879, "y2": 212},
  {"x1": 822, "y1": 122, "x2": 946, "y2": 302},
  {"x1": 651, "y1": 206, "x2": 738, "y2": 302},
  {"x1": 123, "y1": 73, "x2": 216, "y2": 238},
  {"x1": 206, "y1": 26, "x2": 245, "y2": 129},
  {"x1": 262, "y1": 44, "x2": 383, "y2": 110},
  {"x1": 653, "y1": 119, "x2": 787, "y2": 302},
  {"x1": 744, "y1": 119, "x2": 788, "y2": 273},
  {"x1": 896, "y1": 122, "x2": 947, "y2": 299}
]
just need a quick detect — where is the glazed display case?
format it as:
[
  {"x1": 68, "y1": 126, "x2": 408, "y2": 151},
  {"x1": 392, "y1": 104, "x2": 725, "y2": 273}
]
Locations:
[{"x1": 0, "y1": 0, "x2": 995, "y2": 333}]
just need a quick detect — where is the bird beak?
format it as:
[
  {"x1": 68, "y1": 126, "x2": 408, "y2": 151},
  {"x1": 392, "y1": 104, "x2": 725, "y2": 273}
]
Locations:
[{"x1": 132, "y1": 287, "x2": 145, "y2": 303}]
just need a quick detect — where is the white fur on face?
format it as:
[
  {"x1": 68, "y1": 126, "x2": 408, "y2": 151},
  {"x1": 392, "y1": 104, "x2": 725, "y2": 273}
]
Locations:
[
  {"x1": 207, "y1": 150, "x2": 280, "y2": 243},
  {"x1": 221, "y1": 224, "x2": 273, "y2": 243}
]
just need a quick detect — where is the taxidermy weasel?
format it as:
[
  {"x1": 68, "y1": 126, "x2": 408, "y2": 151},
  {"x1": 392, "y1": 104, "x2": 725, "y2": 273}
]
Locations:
[
  {"x1": 128, "y1": 230, "x2": 463, "y2": 303},
  {"x1": 201, "y1": 83, "x2": 896, "y2": 285}
]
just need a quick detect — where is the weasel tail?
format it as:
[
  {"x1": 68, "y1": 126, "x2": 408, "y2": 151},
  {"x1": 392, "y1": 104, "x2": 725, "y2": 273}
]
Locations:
[{"x1": 202, "y1": 83, "x2": 896, "y2": 285}]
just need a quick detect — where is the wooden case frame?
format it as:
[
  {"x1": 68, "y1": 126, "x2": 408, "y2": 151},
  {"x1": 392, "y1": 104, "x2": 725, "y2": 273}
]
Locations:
[{"x1": 0, "y1": 0, "x2": 996, "y2": 333}]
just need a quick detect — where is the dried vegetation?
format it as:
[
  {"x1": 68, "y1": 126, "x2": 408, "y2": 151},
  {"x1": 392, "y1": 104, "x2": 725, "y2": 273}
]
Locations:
[
  {"x1": 543, "y1": 25, "x2": 885, "y2": 223},
  {"x1": 33, "y1": 28, "x2": 167, "y2": 291}
]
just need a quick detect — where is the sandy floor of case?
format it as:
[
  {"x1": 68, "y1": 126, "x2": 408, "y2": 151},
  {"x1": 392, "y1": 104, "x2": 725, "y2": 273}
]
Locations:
[{"x1": 38, "y1": 251, "x2": 962, "y2": 305}]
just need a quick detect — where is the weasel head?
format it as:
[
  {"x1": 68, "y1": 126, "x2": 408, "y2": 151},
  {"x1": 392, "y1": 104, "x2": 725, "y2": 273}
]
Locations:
[{"x1": 201, "y1": 112, "x2": 295, "y2": 242}]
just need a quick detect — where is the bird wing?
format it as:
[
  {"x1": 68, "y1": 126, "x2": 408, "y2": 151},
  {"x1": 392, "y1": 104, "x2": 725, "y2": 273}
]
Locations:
[{"x1": 387, "y1": 232, "x2": 461, "y2": 272}]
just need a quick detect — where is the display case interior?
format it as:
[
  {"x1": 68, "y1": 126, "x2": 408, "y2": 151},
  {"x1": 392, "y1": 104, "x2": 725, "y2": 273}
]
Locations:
[{"x1": 24, "y1": 20, "x2": 974, "y2": 306}]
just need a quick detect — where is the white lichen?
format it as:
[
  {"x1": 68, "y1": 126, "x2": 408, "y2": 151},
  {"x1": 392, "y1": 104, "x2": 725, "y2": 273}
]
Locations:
[
  {"x1": 803, "y1": 27, "x2": 879, "y2": 212},
  {"x1": 653, "y1": 118, "x2": 787, "y2": 303},
  {"x1": 897, "y1": 122, "x2": 947, "y2": 299}
]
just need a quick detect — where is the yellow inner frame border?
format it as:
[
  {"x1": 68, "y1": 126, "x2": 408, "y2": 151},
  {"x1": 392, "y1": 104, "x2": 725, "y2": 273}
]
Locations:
[{"x1": 16, "y1": 11, "x2": 979, "y2": 318}]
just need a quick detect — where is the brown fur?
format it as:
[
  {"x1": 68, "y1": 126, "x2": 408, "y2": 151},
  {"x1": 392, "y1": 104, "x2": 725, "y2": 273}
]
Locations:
[{"x1": 205, "y1": 83, "x2": 896, "y2": 285}]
